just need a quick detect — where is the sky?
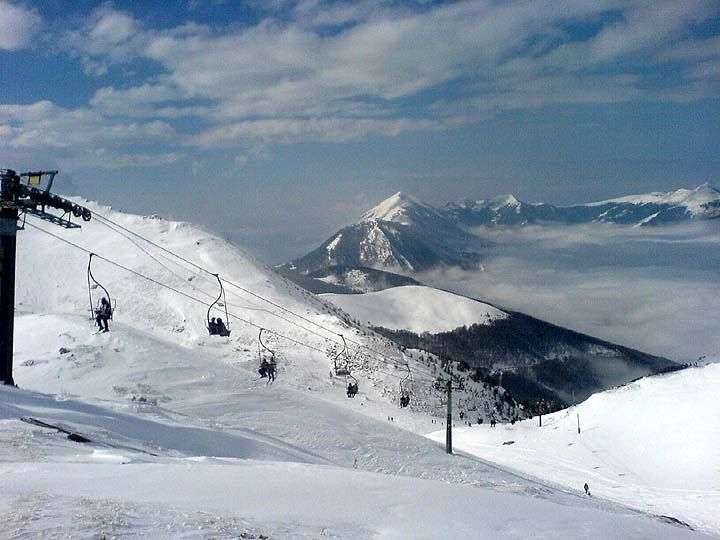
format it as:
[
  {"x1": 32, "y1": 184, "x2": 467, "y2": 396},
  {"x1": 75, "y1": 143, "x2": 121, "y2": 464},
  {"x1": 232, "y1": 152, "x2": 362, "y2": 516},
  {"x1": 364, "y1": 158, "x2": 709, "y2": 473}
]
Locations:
[{"x1": 1, "y1": 0, "x2": 719, "y2": 262}]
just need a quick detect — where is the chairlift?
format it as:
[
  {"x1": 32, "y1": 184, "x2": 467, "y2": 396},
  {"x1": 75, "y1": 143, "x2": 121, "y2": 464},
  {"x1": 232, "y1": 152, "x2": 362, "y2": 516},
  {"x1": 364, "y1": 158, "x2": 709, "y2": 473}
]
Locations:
[
  {"x1": 346, "y1": 373, "x2": 359, "y2": 398},
  {"x1": 333, "y1": 335, "x2": 351, "y2": 376},
  {"x1": 207, "y1": 274, "x2": 230, "y2": 336},
  {"x1": 399, "y1": 362, "x2": 413, "y2": 408},
  {"x1": 87, "y1": 253, "x2": 114, "y2": 320},
  {"x1": 257, "y1": 328, "x2": 278, "y2": 381}
]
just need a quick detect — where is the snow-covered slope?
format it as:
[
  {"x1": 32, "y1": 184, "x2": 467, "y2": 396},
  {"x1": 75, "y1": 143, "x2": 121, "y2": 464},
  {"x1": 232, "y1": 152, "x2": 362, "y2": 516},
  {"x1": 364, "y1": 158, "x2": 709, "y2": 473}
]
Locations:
[
  {"x1": 428, "y1": 364, "x2": 720, "y2": 534},
  {"x1": 2, "y1": 384, "x2": 701, "y2": 538},
  {"x1": 2, "y1": 201, "x2": 707, "y2": 537},
  {"x1": 322, "y1": 285, "x2": 507, "y2": 333}
]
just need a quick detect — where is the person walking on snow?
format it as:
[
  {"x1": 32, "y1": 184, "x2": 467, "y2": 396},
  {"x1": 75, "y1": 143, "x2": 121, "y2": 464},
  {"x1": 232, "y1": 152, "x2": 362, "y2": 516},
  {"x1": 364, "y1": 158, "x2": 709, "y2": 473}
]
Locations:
[{"x1": 584, "y1": 482, "x2": 590, "y2": 496}]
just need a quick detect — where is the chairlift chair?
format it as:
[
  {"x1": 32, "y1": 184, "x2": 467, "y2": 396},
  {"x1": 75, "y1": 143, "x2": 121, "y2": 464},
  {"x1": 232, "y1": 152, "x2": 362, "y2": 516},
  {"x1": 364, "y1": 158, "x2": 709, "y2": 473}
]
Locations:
[
  {"x1": 87, "y1": 253, "x2": 115, "y2": 320},
  {"x1": 399, "y1": 362, "x2": 413, "y2": 408},
  {"x1": 333, "y1": 335, "x2": 351, "y2": 376},
  {"x1": 257, "y1": 328, "x2": 278, "y2": 380},
  {"x1": 346, "y1": 373, "x2": 359, "y2": 398},
  {"x1": 207, "y1": 274, "x2": 230, "y2": 336}
]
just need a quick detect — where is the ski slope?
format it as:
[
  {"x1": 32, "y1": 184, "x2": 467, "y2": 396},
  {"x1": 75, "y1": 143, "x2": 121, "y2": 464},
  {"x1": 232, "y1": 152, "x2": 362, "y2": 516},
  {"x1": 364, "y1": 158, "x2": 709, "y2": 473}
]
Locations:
[
  {"x1": 1, "y1": 202, "x2": 709, "y2": 537},
  {"x1": 428, "y1": 364, "x2": 720, "y2": 534},
  {"x1": 322, "y1": 285, "x2": 507, "y2": 333},
  {"x1": 3, "y1": 385, "x2": 702, "y2": 539}
]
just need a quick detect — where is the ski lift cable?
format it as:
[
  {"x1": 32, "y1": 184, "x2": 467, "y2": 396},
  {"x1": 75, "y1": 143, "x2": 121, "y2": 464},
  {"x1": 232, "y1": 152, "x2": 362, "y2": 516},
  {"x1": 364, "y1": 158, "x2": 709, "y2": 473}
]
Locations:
[
  {"x1": 77, "y1": 214, "x2": 434, "y2": 378},
  {"x1": 25, "y1": 220, "x2": 435, "y2": 381},
  {"x1": 87, "y1": 215, "x2": 437, "y2": 378},
  {"x1": 93, "y1": 215, "x2": 330, "y2": 324},
  {"x1": 90, "y1": 211, "x2": 418, "y2": 372}
]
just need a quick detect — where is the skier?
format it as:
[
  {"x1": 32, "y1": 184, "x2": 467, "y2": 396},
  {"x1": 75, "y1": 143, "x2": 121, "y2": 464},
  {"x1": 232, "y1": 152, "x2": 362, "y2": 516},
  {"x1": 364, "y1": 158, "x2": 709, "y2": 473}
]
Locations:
[
  {"x1": 584, "y1": 482, "x2": 590, "y2": 496},
  {"x1": 95, "y1": 297, "x2": 112, "y2": 333},
  {"x1": 208, "y1": 317, "x2": 218, "y2": 335}
]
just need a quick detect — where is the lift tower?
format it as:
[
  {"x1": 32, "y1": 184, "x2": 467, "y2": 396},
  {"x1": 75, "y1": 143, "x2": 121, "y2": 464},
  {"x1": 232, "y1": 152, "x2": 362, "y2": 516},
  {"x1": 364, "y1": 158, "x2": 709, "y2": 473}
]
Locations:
[{"x1": 0, "y1": 169, "x2": 92, "y2": 385}]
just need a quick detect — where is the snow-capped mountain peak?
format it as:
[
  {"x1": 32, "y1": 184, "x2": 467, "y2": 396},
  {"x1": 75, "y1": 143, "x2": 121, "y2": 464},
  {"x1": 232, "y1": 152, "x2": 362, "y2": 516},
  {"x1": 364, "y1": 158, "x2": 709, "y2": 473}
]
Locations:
[
  {"x1": 361, "y1": 191, "x2": 437, "y2": 225},
  {"x1": 588, "y1": 183, "x2": 720, "y2": 214},
  {"x1": 488, "y1": 194, "x2": 521, "y2": 210}
]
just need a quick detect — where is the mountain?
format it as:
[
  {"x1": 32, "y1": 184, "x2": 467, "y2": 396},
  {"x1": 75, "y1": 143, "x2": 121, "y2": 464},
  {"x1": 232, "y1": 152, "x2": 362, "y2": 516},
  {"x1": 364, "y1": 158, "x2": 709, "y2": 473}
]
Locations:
[
  {"x1": 280, "y1": 192, "x2": 486, "y2": 274},
  {"x1": 5, "y1": 201, "x2": 709, "y2": 536},
  {"x1": 277, "y1": 264, "x2": 421, "y2": 294},
  {"x1": 446, "y1": 183, "x2": 720, "y2": 227},
  {"x1": 430, "y1": 363, "x2": 720, "y2": 533},
  {"x1": 322, "y1": 285, "x2": 680, "y2": 410},
  {"x1": 14, "y1": 198, "x2": 530, "y2": 423},
  {"x1": 283, "y1": 184, "x2": 719, "y2": 280}
]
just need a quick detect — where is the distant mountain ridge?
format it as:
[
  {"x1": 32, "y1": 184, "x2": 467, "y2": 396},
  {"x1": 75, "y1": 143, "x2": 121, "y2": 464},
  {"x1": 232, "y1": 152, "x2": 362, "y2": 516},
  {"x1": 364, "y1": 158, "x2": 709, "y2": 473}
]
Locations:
[
  {"x1": 282, "y1": 183, "x2": 719, "y2": 278},
  {"x1": 446, "y1": 183, "x2": 720, "y2": 227}
]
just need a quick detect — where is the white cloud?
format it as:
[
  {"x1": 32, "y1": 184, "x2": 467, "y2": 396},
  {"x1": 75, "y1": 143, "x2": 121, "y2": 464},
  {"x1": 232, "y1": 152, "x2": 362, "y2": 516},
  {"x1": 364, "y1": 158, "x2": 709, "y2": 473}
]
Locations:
[
  {"x1": 0, "y1": 1, "x2": 41, "y2": 50},
  {"x1": 191, "y1": 116, "x2": 438, "y2": 146},
  {"x1": 3, "y1": 0, "x2": 718, "y2": 159},
  {"x1": 0, "y1": 100, "x2": 181, "y2": 170},
  {"x1": 421, "y1": 222, "x2": 720, "y2": 361}
]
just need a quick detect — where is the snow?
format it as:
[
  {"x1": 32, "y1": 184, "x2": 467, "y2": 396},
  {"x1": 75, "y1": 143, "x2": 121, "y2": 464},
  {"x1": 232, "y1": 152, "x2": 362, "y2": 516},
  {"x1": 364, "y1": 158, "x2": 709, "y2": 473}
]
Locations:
[
  {"x1": 1, "y1": 201, "x2": 711, "y2": 538},
  {"x1": 321, "y1": 285, "x2": 507, "y2": 333},
  {"x1": 361, "y1": 191, "x2": 434, "y2": 225},
  {"x1": 586, "y1": 184, "x2": 720, "y2": 215},
  {"x1": 428, "y1": 364, "x2": 720, "y2": 534},
  {"x1": 489, "y1": 194, "x2": 521, "y2": 210},
  {"x1": 326, "y1": 233, "x2": 343, "y2": 253}
]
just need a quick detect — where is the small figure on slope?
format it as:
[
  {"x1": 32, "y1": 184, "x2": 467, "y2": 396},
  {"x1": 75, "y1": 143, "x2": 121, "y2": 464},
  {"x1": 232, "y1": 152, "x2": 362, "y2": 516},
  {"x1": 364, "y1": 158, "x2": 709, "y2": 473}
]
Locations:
[{"x1": 584, "y1": 482, "x2": 590, "y2": 496}]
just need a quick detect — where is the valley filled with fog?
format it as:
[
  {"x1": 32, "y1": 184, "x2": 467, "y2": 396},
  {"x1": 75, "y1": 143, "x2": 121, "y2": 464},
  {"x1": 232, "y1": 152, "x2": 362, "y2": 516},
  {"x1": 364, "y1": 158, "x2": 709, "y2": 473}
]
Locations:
[{"x1": 422, "y1": 222, "x2": 720, "y2": 362}]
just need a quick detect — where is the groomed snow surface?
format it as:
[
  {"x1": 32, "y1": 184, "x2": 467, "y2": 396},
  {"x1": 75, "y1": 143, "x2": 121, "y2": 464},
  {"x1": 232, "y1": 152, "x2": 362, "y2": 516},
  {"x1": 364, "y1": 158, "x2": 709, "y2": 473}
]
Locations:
[
  {"x1": 428, "y1": 364, "x2": 720, "y2": 535},
  {"x1": 322, "y1": 285, "x2": 507, "y2": 333},
  {"x1": 0, "y1": 202, "x2": 712, "y2": 538}
]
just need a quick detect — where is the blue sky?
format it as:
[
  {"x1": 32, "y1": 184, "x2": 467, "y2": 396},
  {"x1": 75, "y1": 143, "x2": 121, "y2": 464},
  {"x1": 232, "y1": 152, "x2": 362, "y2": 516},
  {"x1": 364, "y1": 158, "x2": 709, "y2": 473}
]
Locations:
[{"x1": 1, "y1": 0, "x2": 719, "y2": 261}]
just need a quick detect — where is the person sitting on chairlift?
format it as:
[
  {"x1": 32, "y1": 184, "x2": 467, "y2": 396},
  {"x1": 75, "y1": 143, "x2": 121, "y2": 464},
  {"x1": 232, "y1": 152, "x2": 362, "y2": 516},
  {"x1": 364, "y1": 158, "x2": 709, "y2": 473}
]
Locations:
[
  {"x1": 259, "y1": 358, "x2": 270, "y2": 378},
  {"x1": 208, "y1": 317, "x2": 218, "y2": 335},
  {"x1": 215, "y1": 318, "x2": 229, "y2": 337},
  {"x1": 267, "y1": 358, "x2": 277, "y2": 382},
  {"x1": 95, "y1": 297, "x2": 112, "y2": 333}
]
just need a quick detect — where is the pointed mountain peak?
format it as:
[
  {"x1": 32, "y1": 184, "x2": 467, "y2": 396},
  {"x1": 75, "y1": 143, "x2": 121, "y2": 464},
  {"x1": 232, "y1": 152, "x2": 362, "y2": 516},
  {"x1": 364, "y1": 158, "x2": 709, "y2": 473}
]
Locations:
[
  {"x1": 488, "y1": 194, "x2": 521, "y2": 209},
  {"x1": 361, "y1": 191, "x2": 434, "y2": 223}
]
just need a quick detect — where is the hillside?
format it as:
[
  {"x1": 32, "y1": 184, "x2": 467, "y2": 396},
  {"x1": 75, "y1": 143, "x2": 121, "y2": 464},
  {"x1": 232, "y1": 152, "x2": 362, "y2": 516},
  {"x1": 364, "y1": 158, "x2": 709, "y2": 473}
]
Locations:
[
  {"x1": 277, "y1": 264, "x2": 421, "y2": 294},
  {"x1": 322, "y1": 285, "x2": 506, "y2": 333},
  {"x1": 428, "y1": 363, "x2": 720, "y2": 534},
  {"x1": 321, "y1": 286, "x2": 678, "y2": 409},
  {"x1": 1, "y1": 203, "x2": 702, "y2": 537}
]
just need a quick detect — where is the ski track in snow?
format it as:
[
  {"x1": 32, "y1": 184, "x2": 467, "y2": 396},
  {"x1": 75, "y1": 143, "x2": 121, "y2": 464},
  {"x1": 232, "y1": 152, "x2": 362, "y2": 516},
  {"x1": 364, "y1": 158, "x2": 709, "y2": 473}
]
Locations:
[{"x1": 0, "y1": 201, "x2": 713, "y2": 538}]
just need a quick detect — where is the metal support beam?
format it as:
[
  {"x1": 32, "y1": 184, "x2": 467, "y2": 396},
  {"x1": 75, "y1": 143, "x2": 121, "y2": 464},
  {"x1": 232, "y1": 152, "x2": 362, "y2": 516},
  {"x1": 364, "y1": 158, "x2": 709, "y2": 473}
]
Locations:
[
  {"x1": 0, "y1": 168, "x2": 91, "y2": 386},
  {"x1": 0, "y1": 171, "x2": 18, "y2": 385}
]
